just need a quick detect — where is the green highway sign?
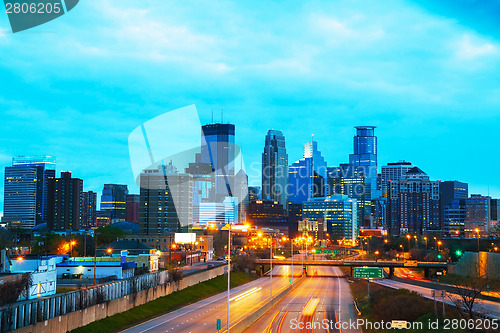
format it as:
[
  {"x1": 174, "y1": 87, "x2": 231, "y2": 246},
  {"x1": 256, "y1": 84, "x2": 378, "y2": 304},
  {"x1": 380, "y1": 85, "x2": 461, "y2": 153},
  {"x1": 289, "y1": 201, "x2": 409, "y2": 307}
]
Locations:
[
  {"x1": 217, "y1": 318, "x2": 221, "y2": 330},
  {"x1": 324, "y1": 249, "x2": 331, "y2": 253},
  {"x1": 353, "y1": 267, "x2": 383, "y2": 280}
]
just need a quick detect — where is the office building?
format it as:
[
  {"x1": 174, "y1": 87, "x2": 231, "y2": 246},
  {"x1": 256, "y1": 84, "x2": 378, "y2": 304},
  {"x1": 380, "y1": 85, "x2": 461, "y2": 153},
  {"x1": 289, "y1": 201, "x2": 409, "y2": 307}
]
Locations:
[
  {"x1": 234, "y1": 169, "x2": 248, "y2": 223},
  {"x1": 491, "y1": 199, "x2": 499, "y2": 222},
  {"x1": 81, "y1": 191, "x2": 97, "y2": 228},
  {"x1": 439, "y1": 181, "x2": 468, "y2": 235},
  {"x1": 201, "y1": 123, "x2": 235, "y2": 202},
  {"x1": 386, "y1": 167, "x2": 440, "y2": 235},
  {"x1": 288, "y1": 140, "x2": 327, "y2": 204},
  {"x1": 101, "y1": 184, "x2": 128, "y2": 222},
  {"x1": 125, "y1": 194, "x2": 140, "y2": 223},
  {"x1": 3, "y1": 156, "x2": 56, "y2": 228},
  {"x1": 248, "y1": 187, "x2": 261, "y2": 201},
  {"x1": 96, "y1": 210, "x2": 112, "y2": 227},
  {"x1": 287, "y1": 203, "x2": 302, "y2": 237},
  {"x1": 262, "y1": 129, "x2": 288, "y2": 207},
  {"x1": 247, "y1": 200, "x2": 285, "y2": 226},
  {"x1": 139, "y1": 166, "x2": 193, "y2": 235},
  {"x1": 47, "y1": 171, "x2": 83, "y2": 231},
  {"x1": 302, "y1": 195, "x2": 358, "y2": 244},
  {"x1": 465, "y1": 195, "x2": 491, "y2": 237},
  {"x1": 380, "y1": 161, "x2": 414, "y2": 198},
  {"x1": 349, "y1": 126, "x2": 377, "y2": 169}
]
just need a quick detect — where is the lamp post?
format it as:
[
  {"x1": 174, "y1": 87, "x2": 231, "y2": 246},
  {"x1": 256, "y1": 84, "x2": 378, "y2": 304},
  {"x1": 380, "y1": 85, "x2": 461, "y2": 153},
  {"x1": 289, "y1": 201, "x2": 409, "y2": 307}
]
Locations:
[
  {"x1": 475, "y1": 228, "x2": 480, "y2": 253},
  {"x1": 70, "y1": 240, "x2": 76, "y2": 258},
  {"x1": 270, "y1": 234, "x2": 273, "y2": 300},
  {"x1": 406, "y1": 234, "x2": 411, "y2": 252},
  {"x1": 291, "y1": 237, "x2": 293, "y2": 286},
  {"x1": 424, "y1": 237, "x2": 428, "y2": 251}
]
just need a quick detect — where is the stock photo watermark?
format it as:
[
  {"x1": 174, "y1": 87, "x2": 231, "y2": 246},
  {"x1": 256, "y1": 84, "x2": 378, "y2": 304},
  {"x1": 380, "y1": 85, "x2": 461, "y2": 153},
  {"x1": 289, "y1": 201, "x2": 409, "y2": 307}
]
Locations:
[{"x1": 3, "y1": 0, "x2": 79, "y2": 33}]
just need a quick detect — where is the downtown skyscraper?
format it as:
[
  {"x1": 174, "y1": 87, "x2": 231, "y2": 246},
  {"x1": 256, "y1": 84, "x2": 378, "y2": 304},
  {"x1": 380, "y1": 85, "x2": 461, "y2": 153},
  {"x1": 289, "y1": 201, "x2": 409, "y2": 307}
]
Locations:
[
  {"x1": 262, "y1": 129, "x2": 288, "y2": 208},
  {"x1": 3, "y1": 156, "x2": 56, "y2": 229},
  {"x1": 201, "y1": 123, "x2": 235, "y2": 202}
]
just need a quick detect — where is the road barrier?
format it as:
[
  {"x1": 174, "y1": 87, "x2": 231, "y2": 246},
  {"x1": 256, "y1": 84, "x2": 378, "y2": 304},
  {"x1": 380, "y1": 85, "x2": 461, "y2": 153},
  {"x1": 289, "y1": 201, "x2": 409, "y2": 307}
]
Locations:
[
  {"x1": 229, "y1": 275, "x2": 306, "y2": 333},
  {"x1": 1, "y1": 265, "x2": 227, "y2": 333}
]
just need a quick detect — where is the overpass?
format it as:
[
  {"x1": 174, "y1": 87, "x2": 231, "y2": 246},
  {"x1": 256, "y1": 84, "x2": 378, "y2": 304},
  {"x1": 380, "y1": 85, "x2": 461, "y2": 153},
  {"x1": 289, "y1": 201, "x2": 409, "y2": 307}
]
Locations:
[{"x1": 253, "y1": 259, "x2": 449, "y2": 278}]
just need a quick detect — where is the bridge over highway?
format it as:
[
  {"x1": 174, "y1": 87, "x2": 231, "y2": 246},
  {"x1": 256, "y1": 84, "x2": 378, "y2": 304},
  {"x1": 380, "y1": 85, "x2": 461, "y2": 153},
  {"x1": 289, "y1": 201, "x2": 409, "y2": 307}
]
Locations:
[{"x1": 253, "y1": 259, "x2": 449, "y2": 278}]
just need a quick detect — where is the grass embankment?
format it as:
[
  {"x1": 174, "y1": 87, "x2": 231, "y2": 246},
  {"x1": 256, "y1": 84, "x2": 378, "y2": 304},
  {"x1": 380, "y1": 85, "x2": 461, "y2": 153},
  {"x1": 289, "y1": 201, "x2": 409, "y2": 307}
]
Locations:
[
  {"x1": 71, "y1": 271, "x2": 257, "y2": 333},
  {"x1": 342, "y1": 267, "x2": 479, "y2": 333}
]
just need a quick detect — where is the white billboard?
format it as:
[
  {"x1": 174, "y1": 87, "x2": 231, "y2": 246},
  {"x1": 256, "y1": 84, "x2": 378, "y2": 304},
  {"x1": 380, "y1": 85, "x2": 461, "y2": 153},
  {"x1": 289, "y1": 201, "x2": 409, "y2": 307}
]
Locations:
[{"x1": 175, "y1": 233, "x2": 196, "y2": 244}]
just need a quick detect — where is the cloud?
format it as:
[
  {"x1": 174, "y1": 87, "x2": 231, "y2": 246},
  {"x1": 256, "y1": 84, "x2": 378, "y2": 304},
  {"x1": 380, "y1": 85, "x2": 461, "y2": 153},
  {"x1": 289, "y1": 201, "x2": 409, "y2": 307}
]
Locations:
[{"x1": 455, "y1": 34, "x2": 497, "y2": 60}]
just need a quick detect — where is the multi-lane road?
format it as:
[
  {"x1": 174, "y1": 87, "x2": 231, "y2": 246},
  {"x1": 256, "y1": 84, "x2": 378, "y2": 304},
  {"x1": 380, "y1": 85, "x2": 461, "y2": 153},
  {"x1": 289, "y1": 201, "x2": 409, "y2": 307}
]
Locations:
[
  {"x1": 121, "y1": 268, "x2": 292, "y2": 333},
  {"x1": 121, "y1": 263, "x2": 359, "y2": 333},
  {"x1": 244, "y1": 266, "x2": 360, "y2": 333}
]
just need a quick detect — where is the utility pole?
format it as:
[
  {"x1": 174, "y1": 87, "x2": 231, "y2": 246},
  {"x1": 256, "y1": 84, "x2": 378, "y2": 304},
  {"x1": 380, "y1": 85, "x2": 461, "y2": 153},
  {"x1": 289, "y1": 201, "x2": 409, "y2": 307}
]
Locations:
[
  {"x1": 227, "y1": 225, "x2": 231, "y2": 333},
  {"x1": 291, "y1": 238, "x2": 293, "y2": 286},
  {"x1": 94, "y1": 232, "x2": 97, "y2": 285},
  {"x1": 270, "y1": 234, "x2": 273, "y2": 299}
]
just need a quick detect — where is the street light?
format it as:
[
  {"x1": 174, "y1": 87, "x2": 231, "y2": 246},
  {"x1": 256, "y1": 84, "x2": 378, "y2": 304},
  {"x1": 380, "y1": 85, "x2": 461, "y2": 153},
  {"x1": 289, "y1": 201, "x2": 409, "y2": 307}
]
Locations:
[
  {"x1": 107, "y1": 248, "x2": 112, "y2": 256},
  {"x1": 437, "y1": 240, "x2": 442, "y2": 252},
  {"x1": 406, "y1": 234, "x2": 411, "y2": 251},
  {"x1": 70, "y1": 240, "x2": 76, "y2": 257},
  {"x1": 423, "y1": 237, "x2": 428, "y2": 251},
  {"x1": 475, "y1": 228, "x2": 480, "y2": 253}
]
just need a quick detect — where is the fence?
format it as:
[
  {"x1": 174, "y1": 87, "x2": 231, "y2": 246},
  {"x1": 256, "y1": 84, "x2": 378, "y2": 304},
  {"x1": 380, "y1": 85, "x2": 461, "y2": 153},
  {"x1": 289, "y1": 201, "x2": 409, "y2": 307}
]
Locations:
[{"x1": 0, "y1": 265, "x2": 226, "y2": 333}]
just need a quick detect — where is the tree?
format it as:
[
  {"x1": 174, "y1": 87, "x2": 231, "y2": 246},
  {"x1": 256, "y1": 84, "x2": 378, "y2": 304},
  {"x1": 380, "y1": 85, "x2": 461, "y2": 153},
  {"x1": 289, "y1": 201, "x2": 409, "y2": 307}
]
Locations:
[
  {"x1": 95, "y1": 226, "x2": 126, "y2": 247},
  {"x1": 447, "y1": 263, "x2": 490, "y2": 320},
  {"x1": 0, "y1": 273, "x2": 31, "y2": 307},
  {"x1": 490, "y1": 223, "x2": 500, "y2": 239}
]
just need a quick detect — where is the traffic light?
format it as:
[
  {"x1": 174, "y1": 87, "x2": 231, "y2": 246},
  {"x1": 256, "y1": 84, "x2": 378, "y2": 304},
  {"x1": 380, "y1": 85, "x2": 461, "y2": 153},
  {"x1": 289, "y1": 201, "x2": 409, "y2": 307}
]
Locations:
[
  {"x1": 455, "y1": 250, "x2": 463, "y2": 257},
  {"x1": 437, "y1": 254, "x2": 442, "y2": 259}
]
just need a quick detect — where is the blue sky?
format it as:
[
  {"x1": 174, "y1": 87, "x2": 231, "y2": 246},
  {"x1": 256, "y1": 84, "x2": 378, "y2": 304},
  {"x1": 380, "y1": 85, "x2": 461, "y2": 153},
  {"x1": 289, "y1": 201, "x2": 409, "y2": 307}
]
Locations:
[{"x1": 1, "y1": 0, "x2": 500, "y2": 212}]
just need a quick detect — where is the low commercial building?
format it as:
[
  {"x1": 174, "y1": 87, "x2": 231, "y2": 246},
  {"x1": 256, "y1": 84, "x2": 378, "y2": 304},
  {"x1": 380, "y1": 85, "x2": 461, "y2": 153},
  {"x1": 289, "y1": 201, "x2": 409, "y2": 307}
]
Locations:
[
  {"x1": 7, "y1": 254, "x2": 57, "y2": 299},
  {"x1": 56, "y1": 260, "x2": 136, "y2": 280}
]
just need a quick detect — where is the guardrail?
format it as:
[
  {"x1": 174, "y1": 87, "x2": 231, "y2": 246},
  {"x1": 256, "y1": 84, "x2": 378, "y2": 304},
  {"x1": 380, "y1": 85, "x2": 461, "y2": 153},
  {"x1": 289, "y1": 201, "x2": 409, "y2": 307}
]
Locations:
[{"x1": 229, "y1": 275, "x2": 307, "y2": 333}]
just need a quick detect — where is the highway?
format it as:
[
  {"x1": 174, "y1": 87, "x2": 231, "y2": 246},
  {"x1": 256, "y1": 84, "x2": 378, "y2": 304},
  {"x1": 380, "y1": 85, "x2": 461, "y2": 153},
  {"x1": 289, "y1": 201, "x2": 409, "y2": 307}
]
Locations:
[
  {"x1": 244, "y1": 266, "x2": 361, "y2": 333},
  {"x1": 374, "y1": 279, "x2": 500, "y2": 319},
  {"x1": 121, "y1": 267, "x2": 291, "y2": 333}
]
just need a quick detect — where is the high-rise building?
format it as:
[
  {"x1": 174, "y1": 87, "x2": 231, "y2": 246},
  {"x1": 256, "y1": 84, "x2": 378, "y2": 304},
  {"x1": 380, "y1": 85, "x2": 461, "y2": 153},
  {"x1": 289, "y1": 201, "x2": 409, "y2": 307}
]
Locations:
[
  {"x1": 248, "y1": 186, "x2": 261, "y2": 201},
  {"x1": 185, "y1": 152, "x2": 215, "y2": 225},
  {"x1": 349, "y1": 126, "x2": 377, "y2": 170},
  {"x1": 139, "y1": 167, "x2": 193, "y2": 235},
  {"x1": 234, "y1": 169, "x2": 248, "y2": 223},
  {"x1": 302, "y1": 195, "x2": 358, "y2": 244},
  {"x1": 81, "y1": 191, "x2": 97, "y2": 228},
  {"x1": 247, "y1": 200, "x2": 285, "y2": 226},
  {"x1": 47, "y1": 171, "x2": 83, "y2": 231},
  {"x1": 287, "y1": 203, "x2": 303, "y2": 238},
  {"x1": 465, "y1": 195, "x2": 491, "y2": 237},
  {"x1": 262, "y1": 130, "x2": 288, "y2": 208},
  {"x1": 101, "y1": 184, "x2": 128, "y2": 222},
  {"x1": 386, "y1": 167, "x2": 440, "y2": 235},
  {"x1": 381, "y1": 161, "x2": 414, "y2": 198},
  {"x1": 197, "y1": 196, "x2": 239, "y2": 227},
  {"x1": 439, "y1": 181, "x2": 468, "y2": 235},
  {"x1": 201, "y1": 123, "x2": 235, "y2": 202},
  {"x1": 288, "y1": 140, "x2": 327, "y2": 204},
  {"x1": 327, "y1": 163, "x2": 374, "y2": 228},
  {"x1": 125, "y1": 194, "x2": 140, "y2": 223},
  {"x1": 491, "y1": 199, "x2": 500, "y2": 222},
  {"x1": 3, "y1": 156, "x2": 56, "y2": 228}
]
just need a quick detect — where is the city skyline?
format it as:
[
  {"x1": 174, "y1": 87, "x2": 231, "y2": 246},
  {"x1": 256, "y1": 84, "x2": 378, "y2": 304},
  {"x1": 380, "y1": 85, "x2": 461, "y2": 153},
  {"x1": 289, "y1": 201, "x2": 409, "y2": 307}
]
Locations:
[
  {"x1": 0, "y1": 120, "x2": 499, "y2": 216},
  {"x1": 1, "y1": 0, "x2": 500, "y2": 214}
]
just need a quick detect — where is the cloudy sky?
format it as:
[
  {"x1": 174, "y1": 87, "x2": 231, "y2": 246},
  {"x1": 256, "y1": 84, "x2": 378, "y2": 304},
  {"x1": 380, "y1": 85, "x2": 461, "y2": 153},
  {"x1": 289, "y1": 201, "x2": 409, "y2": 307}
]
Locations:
[{"x1": 1, "y1": 0, "x2": 500, "y2": 211}]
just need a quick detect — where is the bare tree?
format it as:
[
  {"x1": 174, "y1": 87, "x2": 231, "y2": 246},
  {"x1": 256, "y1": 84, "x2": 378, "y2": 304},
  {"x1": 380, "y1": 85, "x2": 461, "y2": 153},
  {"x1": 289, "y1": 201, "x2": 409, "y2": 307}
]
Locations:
[
  {"x1": 0, "y1": 273, "x2": 31, "y2": 307},
  {"x1": 447, "y1": 263, "x2": 490, "y2": 320}
]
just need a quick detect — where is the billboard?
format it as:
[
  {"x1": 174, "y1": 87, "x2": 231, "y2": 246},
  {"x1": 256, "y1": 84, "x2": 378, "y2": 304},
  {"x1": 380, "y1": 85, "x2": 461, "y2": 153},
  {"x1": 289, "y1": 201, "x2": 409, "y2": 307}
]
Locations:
[{"x1": 175, "y1": 233, "x2": 196, "y2": 244}]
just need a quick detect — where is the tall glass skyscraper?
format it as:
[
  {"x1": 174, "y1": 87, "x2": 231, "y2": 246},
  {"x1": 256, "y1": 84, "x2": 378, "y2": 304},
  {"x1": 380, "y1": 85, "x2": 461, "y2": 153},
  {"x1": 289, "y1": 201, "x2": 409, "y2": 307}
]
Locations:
[
  {"x1": 288, "y1": 140, "x2": 327, "y2": 204},
  {"x1": 3, "y1": 156, "x2": 56, "y2": 228},
  {"x1": 262, "y1": 129, "x2": 288, "y2": 207},
  {"x1": 201, "y1": 123, "x2": 235, "y2": 202},
  {"x1": 349, "y1": 126, "x2": 377, "y2": 170}
]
